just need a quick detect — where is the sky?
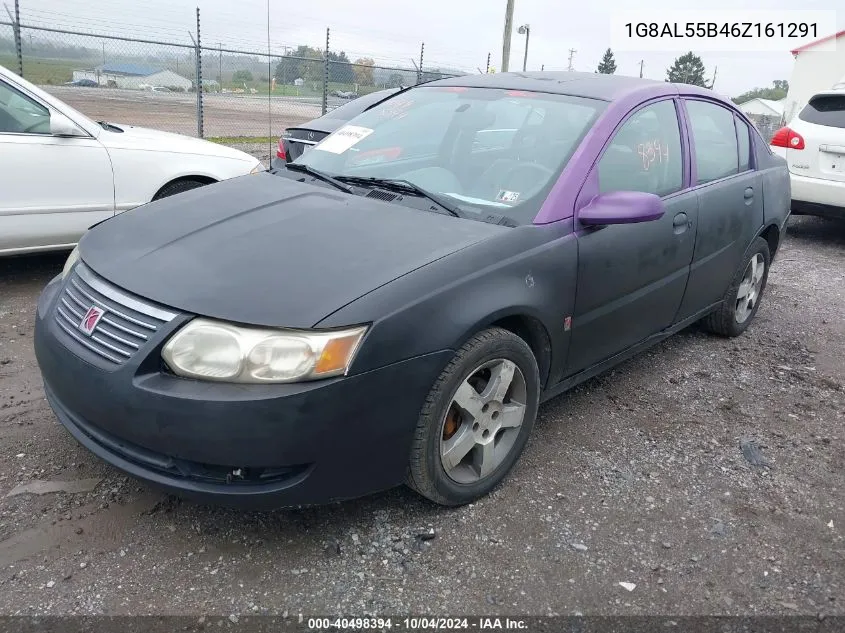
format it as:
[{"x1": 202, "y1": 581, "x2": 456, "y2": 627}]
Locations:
[{"x1": 14, "y1": 0, "x2": 844, "y2": 97}]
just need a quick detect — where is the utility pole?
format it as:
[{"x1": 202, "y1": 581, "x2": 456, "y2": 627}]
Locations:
[
  {"x1": 709, "y1": 66, "x2": 718, "y2": 89},
  {"x1": 541, "y1": 64, "x2": 544, "y2": 71},
  {"x1": 638, "y1": 59, "x2": 644, "y2": 78},
  {"x1": 501, "y1": 0, "x2": 515, "y2": 72},
  {"x1": 566, "y1": 48, "x2": 576, "y2": 71},
  {"x1": 486, "y1": 52, "x2": 491, "y2": 73}
]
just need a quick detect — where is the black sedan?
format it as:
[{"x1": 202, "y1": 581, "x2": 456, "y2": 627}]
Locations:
[
  {"x1": 272, "y1": 88, "x2": 401, "y2": 167},
  {"x1": 34, "y1": 72, "x2": 790, "y2": 509}
]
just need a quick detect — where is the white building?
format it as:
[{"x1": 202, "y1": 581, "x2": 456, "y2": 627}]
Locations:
[
  {"x1": 737, "y1": 98, "x2": 785, "y2": 118},
  {"x1": 72, "y1": 63, "x2": 193, "y2": 91},
  {"x1": 783, "y1": 30, "x2": 845, "y2": 123}
]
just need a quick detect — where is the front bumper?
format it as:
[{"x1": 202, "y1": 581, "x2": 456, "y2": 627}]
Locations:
[{"x1": 34, "y1": 272, "x2": 451, "y2": 509}]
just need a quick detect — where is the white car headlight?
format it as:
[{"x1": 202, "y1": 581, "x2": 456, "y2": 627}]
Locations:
[
  {"x1": 62, "y1": 246, "x2": 80, "y2": 279},
  {"x1": 161, "y1": 318, "x2": 367, "y2": 384}
]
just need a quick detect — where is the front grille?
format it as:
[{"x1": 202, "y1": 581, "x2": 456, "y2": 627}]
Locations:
[{"x1": 54, "y1": 263, "x2": 178, "y2": 365}]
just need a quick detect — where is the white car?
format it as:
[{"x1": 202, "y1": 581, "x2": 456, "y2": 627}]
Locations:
[
  {"x1": 770, "y1": 90, "x2": 845, "y2": 220},
  {"x1": 0, "y1": 64, "x2": 264, "y2": 256}
]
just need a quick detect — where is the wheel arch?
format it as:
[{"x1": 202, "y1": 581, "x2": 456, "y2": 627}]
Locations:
[
  {"x1": 758, "y1": 223, "x2": 781, "y2": 260},
  {"x1": 153, "y1": 175, "x2": 217, "y2": 200},
  {"x1": 455, "y1": 309, "x2": 553, "y2": 390}
]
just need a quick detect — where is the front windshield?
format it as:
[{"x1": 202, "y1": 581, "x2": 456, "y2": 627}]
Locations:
[{"x1": 294, "y1": 86, "x2": 606, "y2": 224}]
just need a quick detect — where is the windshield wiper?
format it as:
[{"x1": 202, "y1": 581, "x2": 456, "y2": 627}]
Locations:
[
  {"x1": 285, "y1": 163, "x2": 354, "y2": 194},
  {"x1": 336, "y1": 176, "x2": 462, "y2": 217}
]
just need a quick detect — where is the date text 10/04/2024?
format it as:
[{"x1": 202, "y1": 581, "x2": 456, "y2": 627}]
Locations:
[
  {"x1": 624, "y1": 22, "x2": 818, "y2": 39},
  {"x1": 306, "y1": 617, "x2": 529, "y2": 630}
]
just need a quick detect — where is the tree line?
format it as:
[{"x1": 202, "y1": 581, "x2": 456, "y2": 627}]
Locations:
[{"x1": 595, "y1": 48, "x2": 788, "y2": 103}]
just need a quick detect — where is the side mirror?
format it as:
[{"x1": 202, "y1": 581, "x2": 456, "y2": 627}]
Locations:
[
  {"x1": 50, "y1": 112, "x2": 85, "y2": 137},
  {"x1": 579, "y1": 190, "x2": 665, "y2": 226}
]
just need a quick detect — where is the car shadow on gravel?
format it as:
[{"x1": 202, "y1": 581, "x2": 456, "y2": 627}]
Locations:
[
  {"x1": 0, "y1": 252, "x2": 66, "y2": 287},
  {"x1": 785, "y1": 215, "x2": 845, "y2": 246}
]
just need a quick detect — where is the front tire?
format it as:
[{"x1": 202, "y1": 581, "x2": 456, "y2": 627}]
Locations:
[
  {"x1": 406, "y1": 327, "x2": 540, "y2": 506},
  {"x1": 703, "y1": 236, "x2": 771, "y2": 337}
]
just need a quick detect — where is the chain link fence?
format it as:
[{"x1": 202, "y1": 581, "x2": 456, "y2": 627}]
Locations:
[
  {"x1": 1, "y1": 20, "x2": 466, "y2": 162},
  {"x1": 745, "y1": 114, "x2": 782, "y2": 144}
]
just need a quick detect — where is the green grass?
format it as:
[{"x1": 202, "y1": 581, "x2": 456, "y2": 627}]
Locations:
[{"x1": 0, "y1": 56, "x2": 80, "y2": 85}]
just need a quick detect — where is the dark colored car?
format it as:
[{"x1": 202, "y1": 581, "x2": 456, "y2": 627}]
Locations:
[
  {"x1": 272, "y1": 88, "x2": 401, "y2": 168},
  {"x1": 34, "y1": 72, "x2": 790, "y2": 510},
  {"x1": 64, "y1": 79, "x2": 98, "y2": 87}
]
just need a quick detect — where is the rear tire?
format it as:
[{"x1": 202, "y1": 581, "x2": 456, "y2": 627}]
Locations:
[
  {"x1": 406, "y1": 327, "x2": 540, "y2": 506},
  {"x1": 153, "y1": 179, "x2": 209, "y2": 201},
  {"x1": 702, "y1": 236, "x2": 771, "y2": 338}
]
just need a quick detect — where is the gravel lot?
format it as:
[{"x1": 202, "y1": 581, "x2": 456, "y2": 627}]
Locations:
[
  {"x1": 0, "y1": 215, "x2": 843, "y2": 617},
  {"x1": 44, "y1": 86, "x2": 342, "y2": 138}
]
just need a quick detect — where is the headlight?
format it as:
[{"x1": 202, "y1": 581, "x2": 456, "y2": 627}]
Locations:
[
  {"x1": 161, "y1": 318, "x2": 367, "y2": 383},
  {"x1": 249, "y1": 162, "x2": 266, "y2": 174},
  {"x1": 62, "y1": 246, "x2": 80, "y2": 279}
]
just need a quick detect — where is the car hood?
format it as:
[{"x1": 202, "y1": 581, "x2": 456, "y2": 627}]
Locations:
[
  {"x1": 96, "y1": 124, "x2": 257, "y2": 163},
  {"x1": 79, "y1": 173, "x2": 506, "y2": 328}
]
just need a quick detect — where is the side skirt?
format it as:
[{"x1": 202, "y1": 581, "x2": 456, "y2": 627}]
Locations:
[{"x1": 540, "y1": 301, "x2": 721, "y2": 404}]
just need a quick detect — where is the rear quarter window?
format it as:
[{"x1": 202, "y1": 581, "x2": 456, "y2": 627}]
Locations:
[{"x1": 798, "y1": 95, "x2": 845, "y2": 129}]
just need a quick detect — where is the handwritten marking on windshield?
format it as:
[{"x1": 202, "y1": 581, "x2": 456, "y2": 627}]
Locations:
[{"x1": 637, "y1": 139, "x2": 670, "y2": 170}]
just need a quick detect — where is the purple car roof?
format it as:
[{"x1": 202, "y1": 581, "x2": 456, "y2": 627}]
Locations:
[{"x1": 432, "y1": 71, "x2": 723, "y2": 105}]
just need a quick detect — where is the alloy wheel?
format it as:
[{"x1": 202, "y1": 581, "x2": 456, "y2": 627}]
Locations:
[
  {"x1": 735, "y1": 253, "x2": 766, "y2": 324},
  {"x1": 439, "y1": 358, "x2": 528, "y2": 484}
]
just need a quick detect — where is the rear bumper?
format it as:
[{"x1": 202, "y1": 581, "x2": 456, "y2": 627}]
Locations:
[
  {"x1": 34, "y1": 274, "x2": 452, "y2": 509},
  {"x1": 790, "y1": 173, "x2": 845, "y2": 217},
  {"x1": 791, "y1": 200, "x2": 845, "y2": 220}
]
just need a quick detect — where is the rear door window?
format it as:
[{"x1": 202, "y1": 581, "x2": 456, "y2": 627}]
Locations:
[
  {"x1": 736, "y1": 116, "x2": 752, "y2": 172},
  {"x1": 685, "y1": 100, "x2": 739, "y2": 184},
  {"x1": 798, "y1": 95, "x2": 845, "y2": 129}
]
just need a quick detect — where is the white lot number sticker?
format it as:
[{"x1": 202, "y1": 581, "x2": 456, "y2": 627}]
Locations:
[
  {"x1": 496, "y1": 190, "x2": 520, "y2": 203},
  {"x1": 314, "y1": 125, "x2": 374, "y2": 154}
]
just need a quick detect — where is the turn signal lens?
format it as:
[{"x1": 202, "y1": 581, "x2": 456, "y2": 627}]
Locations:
[{"x1": 314, "y1": 332, "x2": 365, "y2": 376}]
